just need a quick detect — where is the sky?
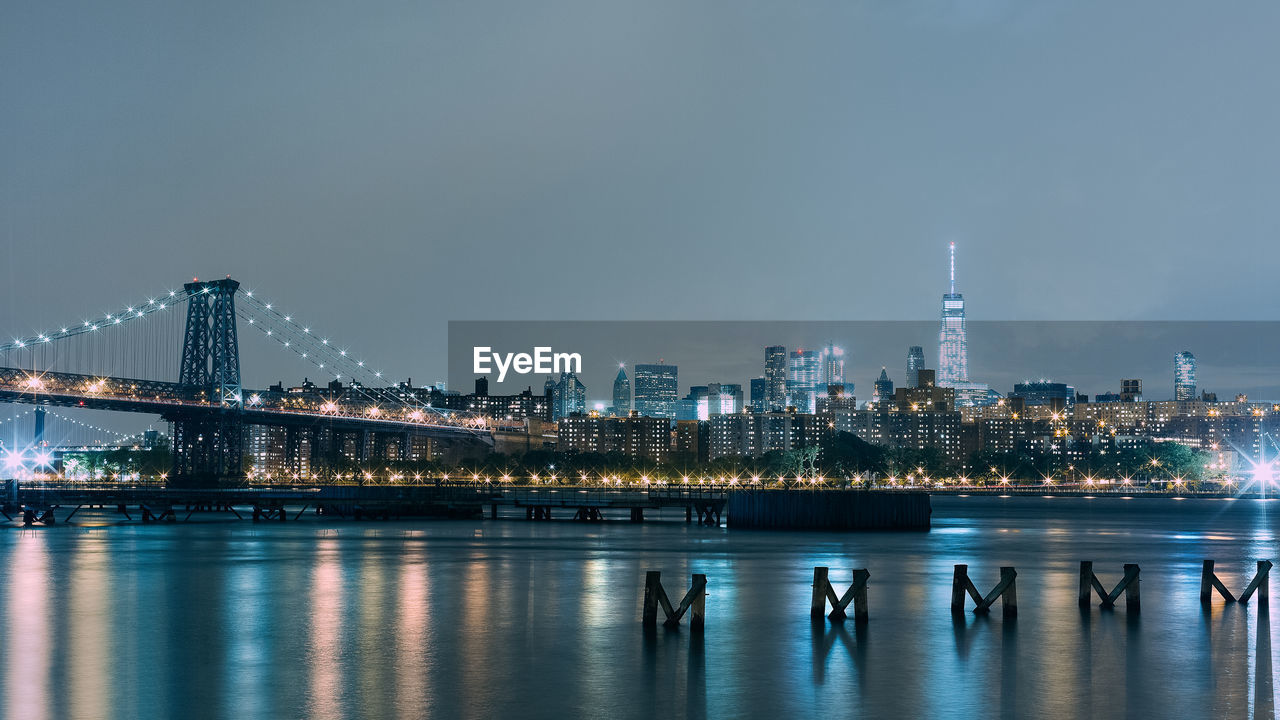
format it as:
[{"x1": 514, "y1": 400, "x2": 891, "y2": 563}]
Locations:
[{"x1": 4, "y1": 0, "x2": 1280, "y2": 396}]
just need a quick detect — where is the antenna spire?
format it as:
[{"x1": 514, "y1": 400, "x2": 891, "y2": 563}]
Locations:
[{"x1": 949, "y1": 241, "x2": 956, "y2": 294}]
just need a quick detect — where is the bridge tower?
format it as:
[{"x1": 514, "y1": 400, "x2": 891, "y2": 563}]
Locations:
[{"x1": 172, "y1": 278, "x2": 244, "y2": 486}]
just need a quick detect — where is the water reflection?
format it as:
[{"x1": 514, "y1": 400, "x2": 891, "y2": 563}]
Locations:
[{"x1": 0, "y1": 497, "x2": 1274, "y2": 718}]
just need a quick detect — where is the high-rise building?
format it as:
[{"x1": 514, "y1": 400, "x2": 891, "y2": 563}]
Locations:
[
  {"x1": 706, "y1": 383, "x2": 744, "y2": 416},
  {"x1": 749, "y1": 377, "x2": 767, "y2": 413},
  {"x1": 634, "y1": 362, "x2": 678, "y2": 418},
  {"x1": 906, "y1": 346, "x2": 925, "y2": 389},
  {"x1": 1121, "y1": 378, "x2": 1143, "y2": 403},
  {"x1": 938, "y1": 242, "x2": 968, "y2": 384},
  {"x1": 1174, "y1": 351, "x2": 1196, "y2": 401},
  {"x1": 612, "y1": 364, "x2": 631, "y2": 416},
  {"x1": 819, "y1": 342, "x2": 846, "y2": 387},
  {"x1": 873, "y1": 367, "x2": 894, "y2": 405},
  {"x1": 547, "y1": 372, "x2": 586, "y2": 420},
  {"x1": 787, "y1": 349, "x2": 821, "y2": 413},
  {"x1": 764, "y1": 346, "x2": 787, "y2": 412}
]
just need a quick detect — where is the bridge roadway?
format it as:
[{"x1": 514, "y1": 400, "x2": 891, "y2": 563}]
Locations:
[
  {"x1": 0, "y1": 366, "x2": 487, "y2": 440},
  {"x1": 2, "y1": 482, "x2": 728, "y2": 525}
]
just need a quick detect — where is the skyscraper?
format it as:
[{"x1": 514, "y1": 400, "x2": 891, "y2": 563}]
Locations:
[
  {"x1": 787, "y1": 349, "x2": 820, "y2": 413},
  {"x1": 1174, "y1": 351, "x2": 1196, "y2": 401},
  {"x1": 749, "y1": 377, "x2": 767, "y2": 413},
  {"x1": 819, "y1": 342, "x2": 846, "y2": 386},
  {"x1": 611, "y1": 364, "x2": 631, "y2": 416},
  {"x1": 634, "y1": 362, "x2": 679, "y2": 419},
  {"x1": 938, "y1": 242, "x2": 968, "y2": 384},
  {"x1": 873, "y1": 367, "x2": 894, "y2": 405},
  {"x1": 906, "y1": 346, "x2": 925, "y2": 389},
  {"x1": 547, "y1": 372, "x2": 586, "y2": 420},
  {"x1": 764, "y1": 345, "x2": 787, "y2": 412}
]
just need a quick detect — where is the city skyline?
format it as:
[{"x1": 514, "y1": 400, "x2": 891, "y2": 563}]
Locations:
[{"x1": 449, "y1": 320, "x2": 1280, "y2": 410}]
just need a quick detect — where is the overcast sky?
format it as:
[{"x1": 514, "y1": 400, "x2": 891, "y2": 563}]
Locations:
[{"x1": 4, "y1": 1, "x2": 1280, "y2": 392}]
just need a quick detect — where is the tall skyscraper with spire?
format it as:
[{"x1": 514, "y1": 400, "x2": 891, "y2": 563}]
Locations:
[
  {"x1": 939, "y1": 242, "x2": 968, "y2": 384},
  {"x1": 612, "y1": 364, "x2": 631, "y2": 416}
]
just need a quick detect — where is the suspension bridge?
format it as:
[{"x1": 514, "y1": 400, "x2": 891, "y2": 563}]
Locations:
[{"x1": 0, "y1": 277, "x2": 491, "y2": 487}]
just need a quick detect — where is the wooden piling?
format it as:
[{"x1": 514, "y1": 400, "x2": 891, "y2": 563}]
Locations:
[
  {"x1": 641, "y1": 571, "x2": 707, "y2": 631},
  {"x1": 1237, "y1": 560, "x2": 1272, "y2": 605},
  {"x1": 642, "y1": 571, "x2": 661, "y2": 629},
  {"x1": 812, "y1": 566, "x2": 871, "y2": 623},
  {"x1": 1201, "y1": 560, "x2": 1236, "y2": 604},
  {"x1": 1079, "y1": 561, "x2": 1139, "y2": 612},
  {"x1": 951, "y1": 564, "x2": 970, "y2": 615},
  {"x1": 812, "y1": 567, "x2": 831, "y2": 619}
]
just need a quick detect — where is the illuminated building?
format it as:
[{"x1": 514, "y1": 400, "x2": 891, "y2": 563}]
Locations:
[
  {"x1": 1121, "y1": 378, "x2": 1142, "y2": 403},
  {"x1": 872, "y1": 367, "x2": 894, "y2": 406},
  {"x1": 764, "y1": 345, "x2": 787, "y2": 412},
  {"x1": 819, "y1": 342, "x2": 846, "y2": 386},
  {"x1": 612, "y1": 364, "x2": 631, "y2": 416},
  {"x1": 906, "y1": 346, "x2": 925, "y2": 389},
  {"x1": 1174, "y1": 351, "x2": 1196, "y2": 401},
  {"x1": 634, "y1": 362, "x2": 678, "y2": 419},
  {"x1": 557, "y1": 414, "x2": 670, "y2": 461},
  {"x1": 938, "y1": 242, "x2": 968, "y2": 384},
  {"x1": 787, "y1": 349, "x2": 821, "y2": 413},
  {"x1": 1010, "y1": 381, "x2": 1077, "y2": 408}
]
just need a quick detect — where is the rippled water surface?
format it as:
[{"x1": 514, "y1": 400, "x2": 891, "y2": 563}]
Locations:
[{"x1": 0, "y1": 496, "x2": 1276, "y2": 719}]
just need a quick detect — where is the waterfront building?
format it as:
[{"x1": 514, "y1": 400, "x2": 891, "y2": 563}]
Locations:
[
  {"x1": 634, "y1": 362, "x2": 679, "y2": 418},
  {"x1": 1175, "y1": 351, "x2": 1196, "y2": 401},
  {"x1": 556, "y1": 414, "x2": 670, "y2": 462}
]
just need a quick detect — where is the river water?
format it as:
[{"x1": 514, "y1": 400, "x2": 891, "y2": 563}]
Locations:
[{"x1": 0, "y1": 496, "x2": 1276, "y2": 719}]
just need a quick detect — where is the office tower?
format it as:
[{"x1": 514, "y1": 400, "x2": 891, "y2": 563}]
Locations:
[
  {"x1": 1121, "y1": 378, "x2": 1142, "y2": 403},
  {"x1": 938, "y1": 242, "x2": 968, "y2": 384},
  {"x1": 612, "y1": 364, "x2": 631, "y2": 416},
  {"x1": 677, "y1": 385, "x2": 709, "y2": 422},
  {"x1": 706, "y1": 382, "x2": 744, "y2": 416},
  {"x1": 765, "y1": 345, "x2": 787, "y2": 411},
  {"x1": 749, "y1": 377, "x2": 767, "y2": 413},
  {"x1": 906, "y1": 346, "x2": 925, "y2": 389},
  {"x1": 873, "y1": 367, "x2": 894, "y2": 405},
  {"x1": 787, "y1": 348, "x2": 821, "y2": 413},
  {"x1": 634, "y1": 362, "x2": 679, "y2": 418},
  {"x1": 819, "y1": 342, "x2": 846, "y2": 386},
  {"x1": 1174, "y1": 351, "x2": 1196, "y2": 401},
  {"x1": 559, "y1": 372, "x2": 586, "y2": 419}
]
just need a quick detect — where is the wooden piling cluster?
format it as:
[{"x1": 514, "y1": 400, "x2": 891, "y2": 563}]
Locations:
[
  {"x1": 725, "y1": 489, "x2": 930, "y2": 530},
  {"x1": 644, "y1": 558, "x2": 1272, "y2": 631},
  {"x1": 811, "y1": 567, "x2": 870, "y2": 623},
  {"x1": 1078, "y1": 561, "x2": 1141, "y2": 612},
  {"x1": 951, "y1": 565, "x2": 1018, "y2": 618},
  {"x1": 642, "y1": 571, "x2": 706, "y2": 631},
  {"x1": 1200, "y1": 559, "x2": 1271, "y2": 605}
]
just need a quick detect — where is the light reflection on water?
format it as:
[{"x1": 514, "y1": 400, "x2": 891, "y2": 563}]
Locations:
[{"x1": 0, "y1": 496, "x2": 1275, "y2": 719}]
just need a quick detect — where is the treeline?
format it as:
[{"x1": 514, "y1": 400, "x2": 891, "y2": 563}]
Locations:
[{"x1": 356, "y1": 432, "x2": 1209, "y2": 486}]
